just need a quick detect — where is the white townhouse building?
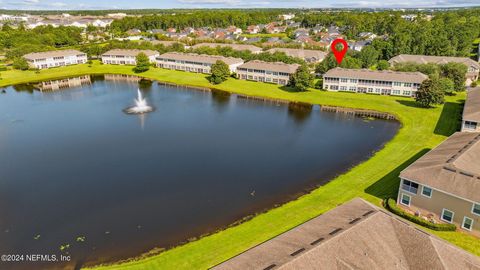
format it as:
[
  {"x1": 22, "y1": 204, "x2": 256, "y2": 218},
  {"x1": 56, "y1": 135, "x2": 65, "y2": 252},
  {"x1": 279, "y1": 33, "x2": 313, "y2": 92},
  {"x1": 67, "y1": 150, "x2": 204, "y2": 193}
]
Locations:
[
  {"x1": 156, "y1": 52, "x2": 244, "y2": 74},
  {"x1": 236, "y1": 60, "x2": 300, "y2": 85},
  {"x1": 23, "y1": 50, "x2": 87, "y2": 69},
  {"x1": 101, "y1": 49, "x2": 159, "y2": 65},
  {"x1": 323, "y1": 68, "x2": 428, "y2": 97}
]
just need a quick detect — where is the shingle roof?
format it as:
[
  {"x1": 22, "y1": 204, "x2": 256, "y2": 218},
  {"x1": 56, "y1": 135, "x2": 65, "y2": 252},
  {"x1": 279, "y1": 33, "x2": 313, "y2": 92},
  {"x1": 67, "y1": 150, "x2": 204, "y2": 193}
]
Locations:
[
  {"x1": 463, "y1": 87, "x2": 480, "y2": 123},
  {"x1": 238, "y1": 60, "x2": 300, "y2": 74},
  {"x1": 101, "y1": 49, "x2": 158, "y2": 57},
  {"x1": 156, "y1": 52, "x2": 244, "y2": 65},
  {"x1": 23, "y1": 49, "x2": 85, "y2": 60},
  {"x1": 400, "y1": 132, "x2": 480, "y2": 202},
  {"x1": 149, "y1": 40, "x2": 185, "y2": 47},
  {"x1": 324, "y1": 67, "x2": 428, "y2": 84},
  {"x1": 389, "y1": 54, "x2": 480, "y2": 69},
  {"x1": 192, "y1": 43, "x2": 262, "y2": 53},
  {"x1": 212, "y1": 198, "x2": 480, "y2": 270},
  {"x1": 266, "y1": 48, "x2": 326, "y2": 61}
]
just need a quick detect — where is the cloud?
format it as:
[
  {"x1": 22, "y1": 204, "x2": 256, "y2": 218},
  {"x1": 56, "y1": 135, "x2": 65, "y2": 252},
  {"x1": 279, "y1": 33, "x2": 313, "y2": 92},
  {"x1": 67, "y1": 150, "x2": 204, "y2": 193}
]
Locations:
[
  {"x1": 49, "y1": 1, "x2": 67, "y2": 7},
  {"x1": 24, "y1": 0, "x2": 39, "y2": 3}
]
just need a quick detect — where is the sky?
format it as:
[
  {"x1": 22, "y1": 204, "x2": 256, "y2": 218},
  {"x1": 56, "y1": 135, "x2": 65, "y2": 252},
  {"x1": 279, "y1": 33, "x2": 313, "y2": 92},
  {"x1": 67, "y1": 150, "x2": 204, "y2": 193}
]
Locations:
[{"x1": 0, "y1": 0, "x2": 479, "y2": 10}]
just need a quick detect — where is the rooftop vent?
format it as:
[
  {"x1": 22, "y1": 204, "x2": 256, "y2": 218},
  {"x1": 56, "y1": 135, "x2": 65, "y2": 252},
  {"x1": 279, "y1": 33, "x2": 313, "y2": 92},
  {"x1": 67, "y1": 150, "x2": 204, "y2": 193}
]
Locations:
[
  {"x1": 329, "y1": 228, "x2": 343, "y2": 235},
  {"x1": 290, "y1": 248, "x2": 305, "y2": 257},
  {"x1": 349, "y1": 217, "x2": 362, "y2": 224},
  {"x1": 310, "y1": 237, "x2": 325, "y2": 246},
  {"x1": 264, "y1": 264, "x2": 276, "y2": 270}
]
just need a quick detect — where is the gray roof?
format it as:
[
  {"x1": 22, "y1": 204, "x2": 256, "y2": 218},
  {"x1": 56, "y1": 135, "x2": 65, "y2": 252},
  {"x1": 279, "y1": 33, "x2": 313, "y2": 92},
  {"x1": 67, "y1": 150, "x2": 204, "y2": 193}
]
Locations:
[
  {"x1": 213, "y1": 198, "x2": 480, "y2": 270},
  {"x1": 463, "y1": 87, "x2": 480, "y2": 123},
  {"x1": 24, "y1": 49, "x2": 85, "y2": 60},
  {"x1": 238, "y1": 60, "x2": 300, "y2": 74},
  {"x1": 149, "y1": 40, "x2": 185, "y2": 47},
  {"x1": 324, "y1": 68, "x2": 428, "y2": 84},
  {"x1": 192, "y1": 43, "x2": 262, "y2": 53},
  {"x1": 102, "y1": 49, "x2": 158, "y2": 57},
  {"x1": 389, "y1": 54, "x2": 480, "y2": 69},
  {"x1": 400, "y1": 132, "x2": 480, "y2": 202},
  {"x1": 266, "y1": 48, "x2": 326, "y2": 62},
  {"x1": 156, "y1": 52, "x2": 243, "y2": 65}
]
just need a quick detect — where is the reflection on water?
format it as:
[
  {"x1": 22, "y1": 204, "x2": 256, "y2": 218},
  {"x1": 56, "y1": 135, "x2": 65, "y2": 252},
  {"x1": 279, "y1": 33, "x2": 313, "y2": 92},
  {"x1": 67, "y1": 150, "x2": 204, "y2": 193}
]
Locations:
[
  {"x1": 37, "y1": 75, "x2": 91, "y2": 92},
  {"x1": 0, "y1": 75, "x2": 400, "y2": 270}
]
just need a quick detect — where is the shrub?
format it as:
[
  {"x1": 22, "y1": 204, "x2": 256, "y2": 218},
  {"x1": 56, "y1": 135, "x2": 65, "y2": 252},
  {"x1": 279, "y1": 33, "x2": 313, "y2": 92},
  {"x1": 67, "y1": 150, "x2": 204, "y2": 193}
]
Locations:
[
  {"x1": 385, "y1": 198, "x2": 456, "y2": 231},
  {"x1": 472, "y1": 81, "x2": 478, "y2": 88}
]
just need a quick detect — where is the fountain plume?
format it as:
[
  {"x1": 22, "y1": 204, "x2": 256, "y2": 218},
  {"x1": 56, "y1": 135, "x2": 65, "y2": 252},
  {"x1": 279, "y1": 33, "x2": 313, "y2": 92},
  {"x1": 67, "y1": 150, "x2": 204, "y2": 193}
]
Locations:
[{"x1": 124, "y1": 89, "x2": 154, "y2": 114}]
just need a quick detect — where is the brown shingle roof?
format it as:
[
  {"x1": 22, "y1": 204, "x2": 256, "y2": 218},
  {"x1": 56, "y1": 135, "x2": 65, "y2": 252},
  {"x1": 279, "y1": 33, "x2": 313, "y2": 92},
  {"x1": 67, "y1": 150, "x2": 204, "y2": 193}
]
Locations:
[
  {"x1": 102, "y1": 49, "x2": 158, "y2": 57},
  {"x1": 324, "y1": 67, "x2": 428, "y2": 84},
  {"x1": 156, "y1": 52, "x2": 243, "y2": 65},
  {"x1": 266, "y1": 48, "x2": 326, "y2": 61},
  {"x1": 238, "y1": 60, "x2": 300, "y2": 74},
  {"x1": 192, "y1": 43, "x2": 262, "y2": 53},
  {"x1": 400, "y1": 132, "x2": 480, "y2": 202},
  {"x1": 389, "y1": 54, "x2": 480, "y2": 69},
  {"x1": 23, "y1": 49, "x2": 85, "y2": 60},
  {"x1": 463, "y1": 87, "x2": 480, "y2": 123},
  {"x1": 212, "y1": 198, "x2": 480, "y2": 270}
]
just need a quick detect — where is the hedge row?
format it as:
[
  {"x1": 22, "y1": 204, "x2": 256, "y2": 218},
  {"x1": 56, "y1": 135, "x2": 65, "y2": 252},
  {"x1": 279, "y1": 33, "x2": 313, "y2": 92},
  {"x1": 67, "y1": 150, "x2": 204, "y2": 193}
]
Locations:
[{"x1": 386, "y1": 198, "x2": 456, "y2": 231}]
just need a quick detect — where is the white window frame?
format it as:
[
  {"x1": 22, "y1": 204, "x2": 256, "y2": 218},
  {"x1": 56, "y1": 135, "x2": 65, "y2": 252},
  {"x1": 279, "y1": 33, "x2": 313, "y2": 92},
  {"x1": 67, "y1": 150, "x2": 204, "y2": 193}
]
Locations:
[
  {"x1": 441, "y1": 208, "x2": 454, "y2": 223},
  {"x1": 472, "y1": 203, "x2": 480, "y2": 216},
  {"x1": 400, "y1": 193, "x2": 411, "y2": 206},
  {"x1": 421, "y1": 186, "x2": 432, "y2": 198},
  {"x1": 462, "y1": 216, "x2": 474, "y2": 231}
]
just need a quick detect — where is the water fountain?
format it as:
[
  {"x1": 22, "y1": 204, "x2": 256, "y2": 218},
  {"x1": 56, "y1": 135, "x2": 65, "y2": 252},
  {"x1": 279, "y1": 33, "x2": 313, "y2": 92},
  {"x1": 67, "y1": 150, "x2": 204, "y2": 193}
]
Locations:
[{"x1": 124, "y1": 89, "x2": 154, "y2": 114}]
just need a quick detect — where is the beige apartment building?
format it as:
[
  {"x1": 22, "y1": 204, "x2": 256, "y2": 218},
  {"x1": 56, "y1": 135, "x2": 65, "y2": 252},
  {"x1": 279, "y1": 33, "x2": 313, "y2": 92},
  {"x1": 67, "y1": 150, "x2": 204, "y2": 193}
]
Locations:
[
  {"x1": 23, "y1": 49, "x2": 87, "y2": 69},
  {"x1": 236, "y1": 60, "x2": 300, "y2": 85},
  {"x1": 266, "y1": 48, "x2": 327, "y2": 63},
  {"x1": 101, "y1": 49, "x2": 159, "y2": 65},
  {"x1": 323, "y1": 68, "x2": 428, "y2": 96},
  {"x1": 191, "y1": 43, "x2": 262, "y2": 54},
  {"x1": 156, "y1": 52, "x2": 244, "y2": 73},
  {"x1": 389, "y1": 54, "x2": 480, "y2": 86},
  {"x1": 398, "y1": 132, "x2": 480, "y2": 233},
  {"x1": 462, "y1": 87, "x2": 480, "y2": 132}
]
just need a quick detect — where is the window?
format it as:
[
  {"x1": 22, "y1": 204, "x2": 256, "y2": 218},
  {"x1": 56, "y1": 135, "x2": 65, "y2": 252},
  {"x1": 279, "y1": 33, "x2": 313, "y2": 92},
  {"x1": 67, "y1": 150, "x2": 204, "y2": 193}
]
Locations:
[
  {"x1": 464, "y1": 121, "x2": 478, "y2": 130},
  {"x1": 472, "y1": 203, "x2": 480, "y2": 216},
  {"x1": 340, "y1": 78, "x2": 348, "y2": 83},
  {"x1": 462, "y1": 217, "x2": 473, "y2": 231},
  {"x1": 400, "y1": 194, "x2": 411, "y2": 206},
  {"x1": 349, "y1": 86, "x2": 356, "y2": 91},
  {"x1": 441, "y1": 209, "x2": 454, "y2": 223},
  {"x1": 421, "y1": 186, "x2": 432, "y2": 198},
  {"x1": 404, "y1": 83, "x2": 412, "y2": 87},
  {"x1": 393, "y1": 82, "x2": 402, "y2": 86},
  {"x1": 350, "y1": 79, "x2": 358, "y2": 83},
  {"x1": 340, "y1": 86, "x2": 347, "y2": 91},
  {"x1": 401, "y1": 179, "x2": 419, "y2": 194},
  {"x1": 392, "y1": 90, "x2": 401, "y2": 95},
  {"x1": 403, "y1": 91, "x2": 411, "y2": 96}
]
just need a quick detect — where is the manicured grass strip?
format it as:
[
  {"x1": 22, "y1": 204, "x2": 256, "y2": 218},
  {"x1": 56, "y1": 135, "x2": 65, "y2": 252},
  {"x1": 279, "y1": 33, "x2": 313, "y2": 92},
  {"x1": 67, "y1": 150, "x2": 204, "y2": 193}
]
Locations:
[{"x1": 1, "y1": 62, "x2": 478, "y2": 270}]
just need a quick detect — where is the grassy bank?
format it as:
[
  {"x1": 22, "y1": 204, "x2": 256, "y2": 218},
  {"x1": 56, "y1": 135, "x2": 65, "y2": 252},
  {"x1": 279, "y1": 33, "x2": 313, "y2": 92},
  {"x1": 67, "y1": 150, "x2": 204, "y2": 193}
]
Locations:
[{"x1": 1, "y1": 62, "x2": 478, "y2": 269}]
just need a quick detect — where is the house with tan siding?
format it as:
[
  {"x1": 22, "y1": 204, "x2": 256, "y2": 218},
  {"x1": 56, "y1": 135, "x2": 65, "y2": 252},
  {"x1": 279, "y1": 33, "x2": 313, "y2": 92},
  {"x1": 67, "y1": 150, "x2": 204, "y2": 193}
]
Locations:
[
  {"x1": 24, "y1": 50, "x2": 87, "y2": 69},
  {"x1": 398, "y1": 132, "x2": 480, "y2": 234},
  {"x1": 323, "y1": 68, "x2": 428, "y2": 96},
  {"x1": 462, "y1": 87, "x2": 480, "y2": 132},
  {"x1": 236, "y1": 60, "x2": 300, "y2": 85},
  {"x1": 156, "y1": 52, "x2": 244, "y2": 73},
  {"x1": 101, "y1": 49, "x2": 159, "y2": 65},
  {"x1": 191, "y1": 43, "x2": 262, "y2": 54}
]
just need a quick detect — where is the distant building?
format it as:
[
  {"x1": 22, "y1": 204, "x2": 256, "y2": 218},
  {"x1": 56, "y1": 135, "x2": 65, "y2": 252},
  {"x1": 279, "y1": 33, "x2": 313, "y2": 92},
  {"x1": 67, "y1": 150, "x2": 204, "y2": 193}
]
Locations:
[
  {"x1": 279, "y1": 13, "x2": 295, "y2": 20},
  {"x1": 462, "y1": 87, "x2": 480, "y2": 132},
  {"x1": 213, "y1": 198, "x2": 480, "y2": 269},
  {"x1": 236, "y1": 60, "x2": 300, "y2": 85},
  {"x1": 23, "y1": 49, "x2": 87, "y2": 69},
  {"x1": 126, "y1": 29, "x2": 142, "y2": 36},
  {"x1": 349, "y1": 40, "x2": 371, "y2": 52},
  {"x1": 323, "y1": 68, "x2": 428, "y2": 96},
  {"x1": 389, "y1": 54, "x2": 480, "y2": 86},
  {"x1": 192, "y1": 43, "x2": 262, "y2": 54},
  {"x1": 156, "y1": 52, "x2": 244, "y2": 73},
  {"x1": 246, "y1": 25, "x2": 260, "y2": 34},
  {"x1": 266, "y1": 48, "x2": 326, "y2": 63},
  {"x1": 101, "y1": 49, "x2": 159, "y2": 65},
  {"x1": 149, "y1": 40, "x2": 185, "y2": 48},
  {"x1": 399, "y1": 132, "x2": 480, "y2": 233}
]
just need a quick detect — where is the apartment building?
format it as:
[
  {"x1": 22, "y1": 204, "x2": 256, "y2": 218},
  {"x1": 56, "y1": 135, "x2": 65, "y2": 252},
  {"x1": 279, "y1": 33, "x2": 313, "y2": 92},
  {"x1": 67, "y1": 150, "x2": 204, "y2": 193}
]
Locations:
[
  {"x1": 389, "y1": 54, "x2": 480, "y2": 86},
  {"x1": 323, "y1": 68, "x2": 428, "y2": 96},
  {"x1": 236, "y1": 60, "x2": 300, "y2": 85},
  {"x1": 101, "y1": 49, "x2": 159, "y2": 65},
  {"x1": 23, "y1": 50, "x2": 87, "y2": 69},
  {"x1": 191, "y1": 43, "x2": 262, "y2": 54},
  {"x1": 398, "y1": 132, "x2": 480, "y2": 233},
  {"x1": 156, "y1": 52, "x2": 244, "y2": 73},
  {"x1": 213, "y1": 198, "x2": 480, "y2": 269},
  {"x1": 462, "y1": 87, "x2": 480, "y2": 132},
  {"x1": 266, "y1": 48, "x2": 327, "y2": 63}
]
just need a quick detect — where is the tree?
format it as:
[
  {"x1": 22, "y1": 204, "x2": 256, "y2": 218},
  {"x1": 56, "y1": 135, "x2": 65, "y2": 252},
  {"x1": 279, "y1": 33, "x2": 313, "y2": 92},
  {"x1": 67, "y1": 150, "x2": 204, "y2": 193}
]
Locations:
[
  {"x1": 440, "y1": 62, "x2": 468, "y2": 91},
  {"x1": 415, "y1": 79, "x2": 445, "y2": 107},
  {"x1": 437, "y1": 77, "x2": 455, "y2": 95},
  {"x1": 358, "y1": 46, "x2": 379, "y2": 68},
  {"x1": 377, "y1": 60, "x2": 390, "y2": 70},
  {"x1": 12, "y1": 57, "x2": 29, "y2": 70},
  {"x1": 209, "y1": 60, "x2": 230, "y2": 84},
  {"x1": 133, "y1": 52, "x2": 150, "y2": 73},
  {"x1": 290, "y1": 64, "x2": 313, "y2": 91}
]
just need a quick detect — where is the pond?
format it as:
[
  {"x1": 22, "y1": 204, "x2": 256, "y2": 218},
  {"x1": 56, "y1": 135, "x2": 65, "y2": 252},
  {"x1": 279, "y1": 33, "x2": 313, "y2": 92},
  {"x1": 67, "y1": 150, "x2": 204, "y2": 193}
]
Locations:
[{"x1": 0, "y1": 75, "x2": 400, "y2": 269}]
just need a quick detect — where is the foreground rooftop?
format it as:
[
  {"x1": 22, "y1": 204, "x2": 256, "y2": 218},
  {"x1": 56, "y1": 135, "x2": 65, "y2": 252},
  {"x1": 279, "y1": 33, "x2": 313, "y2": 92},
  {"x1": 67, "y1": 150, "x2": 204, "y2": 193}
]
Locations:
[
  {"x1": 463, "y1": 87, "x2": 480, "y2": 123},
  {"x1": 324, "y1": 67, "x2": 428, "y2": 83}
]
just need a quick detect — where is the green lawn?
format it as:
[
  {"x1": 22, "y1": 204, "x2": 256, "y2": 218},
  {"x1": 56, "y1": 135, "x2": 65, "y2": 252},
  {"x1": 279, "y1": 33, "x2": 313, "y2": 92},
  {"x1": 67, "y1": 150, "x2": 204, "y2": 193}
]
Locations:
[{"x1": 1, "y1": 62, "x2": 478, "y2": 269}]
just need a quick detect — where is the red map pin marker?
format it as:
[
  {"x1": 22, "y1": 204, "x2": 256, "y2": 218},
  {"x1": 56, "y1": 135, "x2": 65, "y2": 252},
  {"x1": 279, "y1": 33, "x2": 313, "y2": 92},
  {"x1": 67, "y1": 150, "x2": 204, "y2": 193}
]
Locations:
[{"x1": 331, "y1": 38, "x2": 348, "y2": 65}]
